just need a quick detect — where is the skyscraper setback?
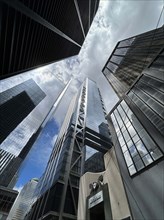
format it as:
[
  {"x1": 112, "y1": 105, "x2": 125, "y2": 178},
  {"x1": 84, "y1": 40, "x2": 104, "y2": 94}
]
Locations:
[
  {"x1": 28, "y1": 79, "x2": 112, "y2": 220},
  {"x1": 0, "y1": 0, "x2": 100, "y2": 78}
]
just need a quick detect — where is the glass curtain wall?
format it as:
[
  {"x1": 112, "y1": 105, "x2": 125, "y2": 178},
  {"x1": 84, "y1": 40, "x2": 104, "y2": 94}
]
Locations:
[{"x1": 111, "y1": 100, "x2": 163, "y2": 175}]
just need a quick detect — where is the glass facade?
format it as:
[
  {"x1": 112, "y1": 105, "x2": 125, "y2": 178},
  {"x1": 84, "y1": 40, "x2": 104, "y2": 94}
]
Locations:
[
  {"x1": 84, "y1": 150, "x2": 105, "y2": 173},
  {"x1": 7, "y1": 179, "x2": 38, "y2": 220},
  {"x1": 0, "y1": 69, "x2": 65, "y2": 187},
  {"x1": 0, "y1": 0, "x2": 100, "y2": 78},
  {"x1": 0, "y1": 79, "x2": 46, "y2": 144},
  {"x1": 127, "y1": 51, "x2": 164, "y2": 136},
  {"x1": 86, "y1": 79, "x2": 108, "y2": 135},
  {"x1": 0, "y1": 72, "x2": 64, "y2": 157},
  {"x1": 111, "y1": 100, "x2": 163, "y2": 175},
  {"x1": 29, "y1": 79, "x2": 112, "y2": 220},
  {"x1": 37, "y1": 96, "x2": 77, "y2": 197},
  {"x1": 103, "y1": 27, "x2": 164, "y2": 97}
]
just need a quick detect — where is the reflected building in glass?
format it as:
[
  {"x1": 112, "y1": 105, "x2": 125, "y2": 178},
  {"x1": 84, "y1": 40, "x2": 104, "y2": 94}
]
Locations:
[
  {"x1": 104, "y1": 27, "x2": 164, "y2": 220},
  {"x1": 102, "y1": 26, "x2": 164, "y2": 98},
  {"x1": 27, "y1": 78, "x2": 112, "y2": 220},
  {"x1": 0, "y1": 72, "x2": 65, "y2": 188}
]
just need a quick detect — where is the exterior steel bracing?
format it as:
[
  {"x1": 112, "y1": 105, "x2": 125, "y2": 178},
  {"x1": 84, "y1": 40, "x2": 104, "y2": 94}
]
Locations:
[{"x1": 27, "y1": 79, "x2": 112, "y2": 220}]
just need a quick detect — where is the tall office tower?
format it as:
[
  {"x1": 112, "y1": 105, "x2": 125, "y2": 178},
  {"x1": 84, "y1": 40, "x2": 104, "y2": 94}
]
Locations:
[
  {"x1": 0, "y1": 0, "x2": 100, "y2": 78},
  {"x1": 28, "y1": 79, "x2": 112, "y2": 220},
  {"x1": 102, "y1": 26, "x2": 164, "y2": 98},
  {"x1": 105, "y1": 38, "x2": 164, "y2": 218},
  {"x1": 0, "y1": 79, "x2": 46, "y2": 144},
  {"x1": 0, "y1": 75, "x2": 65, "y2": 187},
  {"x1": 7, "y1": 178, "x2": 38, "y2": 220}
]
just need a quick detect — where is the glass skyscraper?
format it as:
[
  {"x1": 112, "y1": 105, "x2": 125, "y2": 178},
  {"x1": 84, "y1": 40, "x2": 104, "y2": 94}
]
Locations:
[
  {"x1": 0, "y1": 0, "x2": 100, "y2": 78},
  {"x1": 107, "y1": 35, "x2": 164, "y2": 176},
  {"x1": 0, "y1": 79, "x2": 46, "y2": 144},
  {"x1": 0, "y1": 71, "x2": 65, "y2": 187},
  {"x1": 102, "y1": 26, "x2": 164, "y2": 98},
  {"x1": 104, "y1": 27, "x2": 164, "y2": 219},
  {"x1": 27, "y1": 78, "x2": 112, "y2": 220},
  {"x1": 7, "y1": 178, "x2": 38, "y2": 220}
]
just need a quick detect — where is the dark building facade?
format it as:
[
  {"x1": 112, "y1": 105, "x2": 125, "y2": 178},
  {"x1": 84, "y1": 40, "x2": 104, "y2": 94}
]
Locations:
[
  {"x1": 102, "y1": 26, "x2": 164, "y2": 98},
  {"x1": 0, "y1": 74, "x2": 66, "y2": 187},
  {"x1": 106, "y1": 34, "x2": 164, "y2": 219},
  {"x1": 0, "y1": 79, "x2": 46, "y2": 187},
  {"x1": 27, "y1": 79, "x2": 112, "y2": 220},
  {"x1": 0, "y1": 186, "x2": 18, "y2": 219},
  {"x1": 0, "y1": 79, "x2": 46, "y2": 144},
  {"x1": 0, "y1": 0, "x2": 99, "y2": 78}
]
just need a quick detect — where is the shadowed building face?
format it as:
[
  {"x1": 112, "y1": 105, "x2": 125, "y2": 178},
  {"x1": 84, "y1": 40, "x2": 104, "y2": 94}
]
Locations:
[{"x1": 0, "y1": 0, "x2": 100, "y2": 78}]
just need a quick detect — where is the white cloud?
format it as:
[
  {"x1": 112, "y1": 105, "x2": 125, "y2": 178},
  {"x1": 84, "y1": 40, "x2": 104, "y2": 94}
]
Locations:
[
  {"x1": 50, "y1": 0, "x2": 163, "y2": 112},
  {"x1": 2, "y1": 0, "x2": 163, "y2": 187}
]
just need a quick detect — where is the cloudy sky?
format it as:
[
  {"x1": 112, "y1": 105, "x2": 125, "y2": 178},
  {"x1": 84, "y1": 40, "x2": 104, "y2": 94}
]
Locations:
[
  {"x1": 50, "y1": 0, "x2": 164, "y2": 111},
  {"x1": 8, "y1": 0, "x2": 163, "y2": 190}
]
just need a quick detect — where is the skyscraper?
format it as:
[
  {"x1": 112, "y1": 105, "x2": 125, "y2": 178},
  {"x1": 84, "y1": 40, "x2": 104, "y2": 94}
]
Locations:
[
  {"x1": 102, "y1": 26, "x2": 164, "y2": 98},
  {"x1": 0, "y1": 79, "x2": 46, "y2": 144},
  {"x1": 0, "y1": 73, "x2": 66, "y2": 187},
  {"x1": 7, "y1": 178, "x2": 38, "y2": 220},
  {"x1": 103, "y1": 28, "x2": 164, "y2": 219},
  {"x1": 28, "y1": 79, "x2": 112, "y2": 220},
  {"x1": 0, "y1": 0, "x2": 100, "y2": 78}
]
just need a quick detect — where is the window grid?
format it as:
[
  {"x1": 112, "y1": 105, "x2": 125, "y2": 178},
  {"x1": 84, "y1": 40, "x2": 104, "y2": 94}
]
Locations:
[
  {"x1": 116, "y1": 107, "x2": 150, "y2": 174},
  {"x1": 128, "y1": 90, "x2": 164, "y2": 135},
  {"x1": 111, "y1": 101, "x2": 163, "y2": 176},
  {"x1": 133, "y1": 86, "x2": 164, "y2": 120},
  {"x1": 127, "y1": 72, "x2": 164, "y2": 135},
  {"x1": 112, "y1": 111, "x2": 137, "y2": 175}
]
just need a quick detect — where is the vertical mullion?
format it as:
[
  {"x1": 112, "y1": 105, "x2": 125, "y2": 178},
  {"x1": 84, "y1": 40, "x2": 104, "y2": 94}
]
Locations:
[
  {"x1": 21, "y1": 18, "x2": 31, "y2": 69},
  {"x1": 2, "y1": 6, "x2": 9, "y2": 75},
  {"x1": 24, "y1": 0, "x2": 35, "y2": 69},
  {"x1": 30, "y1": 1, "x2": 43, "y2": 67},
  {"x1": 8, "y1": 10, "x2": 16, "y2": 73},
  {"x1": 93, "y1": 0, "x2": 98, "y2": 17},
  {"x1": 113, "y1": 110, "x2": 138, "y2": 173},
  {"x1": 34, "y1": 0, "x2": 49, "y2": 66},
  {"x1": 13, "y1": 12, "x2": 22, "y2": 72},
  {"x1": 24, "y1": 21, "x2": 35, "y2": 69},
  {"x1": 118, "y1": 105, "x2": 149, "y2": 169},
  {"x1": 88, "y1": 0, "x2": 91, "y2": 29},
  {"x1": 18, "y1": 15, "x2": 28, "y2": 70},
  {"x1": 27, "y1": 22, "x2": 38, "y2": 68}
]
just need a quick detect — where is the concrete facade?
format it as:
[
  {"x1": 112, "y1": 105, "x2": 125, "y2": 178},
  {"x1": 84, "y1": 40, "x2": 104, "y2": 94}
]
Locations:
[{"x1": 78, "y1": 148, "x2": 131, "y2": 220}]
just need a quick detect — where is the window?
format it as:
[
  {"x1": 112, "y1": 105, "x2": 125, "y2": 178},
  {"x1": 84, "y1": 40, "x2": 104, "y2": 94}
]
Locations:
[
  {"x1": 128, "y1": 73, "x2": 164, "y2": 135},
  {"x1": 111, "y1": 100, "x2": 163, "y2": 176}
]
